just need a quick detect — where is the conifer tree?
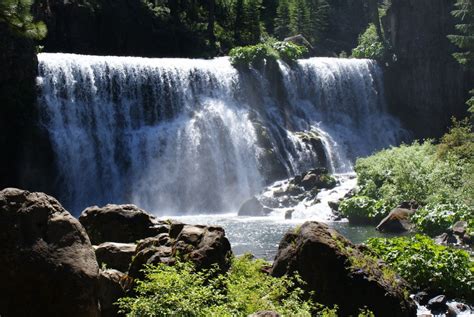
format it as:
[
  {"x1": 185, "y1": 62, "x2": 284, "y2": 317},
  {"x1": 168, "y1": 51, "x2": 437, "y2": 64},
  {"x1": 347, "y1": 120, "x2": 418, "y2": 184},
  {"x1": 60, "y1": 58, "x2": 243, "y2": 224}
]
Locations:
[
  {"x1": 0, "y1": 0, "x2": 46, "y2": 39},
  {"x1": 290, "y1": 0, "x2": 310, "y2": 38},
  {"x1": 307, "y1": 0, "x2": 329, "y2": 44},
  {"x1": 275, "y1": 0, "x2": 291, "y2": 39}
]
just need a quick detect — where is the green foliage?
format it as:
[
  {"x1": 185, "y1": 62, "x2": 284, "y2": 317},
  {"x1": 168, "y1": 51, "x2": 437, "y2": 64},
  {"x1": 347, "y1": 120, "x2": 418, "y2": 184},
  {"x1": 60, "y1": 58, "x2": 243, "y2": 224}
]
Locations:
[
  {"x1": 272, "y1": 41, "x2": 308, "y2": 61},
  {"x1": 339, "y1": 196, "x2": 390, "y2": 224},
  {"x1": 437, "y1": 117, "x2": 474, "y2": 160},
  {"x1": 274, "y1": 0, "x2": 291, "y2": 39},
  {"x1": 351, "y1": 24, "x2": 386, "y2": 60},
  {"x1": 449, "y1": 0, "x2": 474, "y2": 68},
  {"x1": 229, "y1": 41, "x2": 307, "y2": 66},
  {"x1": 347, "y1": 139, "x2": 473, "y2": 235},
  {"x1": 0, "y1": 0, "x2": 47, "y2": 39},
  {"x1": 367, "y1": 235, "x2": 474, "y2": 300},
  {"x1": 118, "y1": 256, "x2": 316, "y2": 316}
]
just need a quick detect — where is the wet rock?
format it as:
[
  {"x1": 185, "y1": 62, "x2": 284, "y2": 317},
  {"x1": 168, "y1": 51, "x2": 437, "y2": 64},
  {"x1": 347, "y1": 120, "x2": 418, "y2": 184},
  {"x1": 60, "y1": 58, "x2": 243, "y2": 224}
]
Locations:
[
  {"x1": 413, "y1": 291, "x2": 430, "y2": 306},
  {"x1": 95, "y1": 242, "x2": 136, "y2": 272},
  {"x1": 452, "y1": 220, "x2": 467, "y2": 237},
  {"x1": 129, "y1": 224, "x2": 232, "y2": 279},
  {"x1": 427, "y1": 295, "x2": 448, "y2": 314},
  {"x1": 328, "y1": 200, "x2": 340, "y2": 212},
  {"x1": 291, "y1": 168, "x2": 336, "y2": 191},
  {"x1": 98, "y1": 269, "x2": 129, "y2": 317},
  {"x1": 376, "y1": 208, "x2": 415, "y2": 233},
  {"x1": 238, "y1": 196, "x2": 265, "y2": 216},
  {"x1": 435, "y1": 221, "x2": 472, "y2": 247},
  {"x1": 285, "y1": 209, "x2": 294, "y2": 220},
  {"x1": 79, "y1": 204, "x2": 168, "y2": 244},
  {"x1": 447, "y1": 301, "x2": 472, "y2": 316},
  {"x1": 0, "y1": 188, "x2": 100, "y2": 317},
  {"x1": 271, "y1": 221, "x2": 416, "y2": 316}
]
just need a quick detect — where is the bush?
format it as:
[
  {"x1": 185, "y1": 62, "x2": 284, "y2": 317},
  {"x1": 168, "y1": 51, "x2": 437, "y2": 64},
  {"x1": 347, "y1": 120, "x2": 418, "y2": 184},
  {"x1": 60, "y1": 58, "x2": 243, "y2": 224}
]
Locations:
[
  {"x1": 118, "y1": 256, "x2": 317, "y2": 316},
  {"x1": 229, "y1": 41, "x2": 307, "y2": 67},
  {"x1": 351, "y1": 24, "x2": 386, "y2": 60},
  {"x1": 272, "y1": 41, "x2": 308, "y2": 62},
  {"x1": 366, "y1": 235, "x2": 474, "y2": 300},
  {"x1": 339, "y1": 196, "x2": 390, "y2": 224}
]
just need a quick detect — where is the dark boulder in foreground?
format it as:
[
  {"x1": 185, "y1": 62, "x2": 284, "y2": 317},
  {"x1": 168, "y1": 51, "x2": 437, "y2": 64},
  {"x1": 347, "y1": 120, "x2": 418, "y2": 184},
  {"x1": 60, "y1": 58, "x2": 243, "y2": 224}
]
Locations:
[
  {"x1": 98, "y1": 269, "x2": 130, "y2": 317},
  {"x1": 271, "y1": 221, "x2": 416, "y2": 317},
  {"x1": 79, "y1": 204, "x2": 168, "y2": 244},
  {"x1": 129, "y1": 223, "x2": 232, "y2": 279},
  {"x1": 0, "y1": 188, "x2": 100, "y2": 317}
]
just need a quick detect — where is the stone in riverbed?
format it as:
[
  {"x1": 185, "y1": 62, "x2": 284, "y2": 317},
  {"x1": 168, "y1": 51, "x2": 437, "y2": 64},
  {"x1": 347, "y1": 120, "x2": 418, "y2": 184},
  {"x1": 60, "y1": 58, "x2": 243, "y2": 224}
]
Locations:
[
  {"x1": 0, "y1": 188, "x2": 100, "y2": 317},
  {"x1": 79, "y1": 204, "x2": 168, "y2": 244},
  {"x1": 271, "y1": 221, "x2": 416, "y2": 316},
  {"x1": 238, "y1": 196, "x2": 266, "y2": 216},
  {"x1": 376, "y1": 207, "x2": 415, "y2": 233}
]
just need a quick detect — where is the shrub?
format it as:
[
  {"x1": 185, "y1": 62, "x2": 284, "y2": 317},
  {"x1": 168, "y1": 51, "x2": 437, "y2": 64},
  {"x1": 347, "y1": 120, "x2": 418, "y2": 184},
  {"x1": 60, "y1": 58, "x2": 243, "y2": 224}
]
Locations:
[
  {"x1": 339, "y1": 196, "x2": 390, "y2": 224},
  {"x1": 351, "y1": 24, "x2": 386, "y2": 60},
  {"x1": 411, "y1": 202, "x2": 473, "y2": 236},
  {"x1": 229, "y1": 41, "x2": 307, "y2": 67},
  {"x1": 117, "y1": 256, "x2": 316, "y2": 316},
  {"x1": 366, "y1": 235, "x2": 474, "y2": 300},
  {"x1": 272, "y1": 41, "x2": 308, "y2": 62}
]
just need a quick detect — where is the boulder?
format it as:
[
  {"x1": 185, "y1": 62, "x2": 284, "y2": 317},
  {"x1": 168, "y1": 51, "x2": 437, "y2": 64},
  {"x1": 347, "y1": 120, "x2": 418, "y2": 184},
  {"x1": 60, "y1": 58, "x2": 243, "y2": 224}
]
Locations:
[
  {"x1": 427, "y1": 295, "x2": 448, "y2": 314},
  {"x1": 291, "y1": 168, "x2": 336, "y2": 191},
  {"x1": 79, "y1": 204, "x2": 168, "y2": 244},
  {"x1": 0, "y1": 188, "x2": 100, "y2": 316},
  {"x1": 238, "y1": 197, "x2": 265, "y2": 216},
  {"x1": 271, "y1": 221, "x2": 416, "y2": 316},
  {"x1": 95, "y1": 242, "x2": 137, "y2": 272},
  {"x1": 129, "y1": 224, "x2": 232, "y2": 279},
  {"x1": 285, "y1": 209, "x2": 294, "y2": 220},
  {"x1": 98, "y1": 269, "x2": 130, "y2": 317},
  {"x1": 376, "y1": 208, "x2": 415, "y2": 233}
]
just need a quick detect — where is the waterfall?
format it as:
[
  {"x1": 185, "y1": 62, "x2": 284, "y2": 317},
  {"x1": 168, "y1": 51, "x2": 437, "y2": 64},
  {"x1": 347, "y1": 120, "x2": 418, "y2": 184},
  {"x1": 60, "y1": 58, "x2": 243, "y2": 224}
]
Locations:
[{"x1": 37, "y1": 53, "x2": 406, "y2": 215}]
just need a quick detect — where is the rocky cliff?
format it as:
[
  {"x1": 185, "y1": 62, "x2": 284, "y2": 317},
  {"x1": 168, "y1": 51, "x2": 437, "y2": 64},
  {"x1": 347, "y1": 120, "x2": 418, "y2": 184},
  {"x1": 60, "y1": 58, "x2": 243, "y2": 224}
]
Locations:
[
  {"x1": 0, "y1": 23, "x2": 54, "y2": 193},
  {"x1": 383, "y1": 0, "x2": 474, "y2": 138}
]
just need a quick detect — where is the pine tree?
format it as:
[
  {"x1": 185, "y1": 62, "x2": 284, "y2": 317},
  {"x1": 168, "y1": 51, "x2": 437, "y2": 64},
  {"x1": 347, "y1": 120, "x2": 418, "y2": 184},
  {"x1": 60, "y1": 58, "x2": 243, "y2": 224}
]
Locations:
[
  {"x1": 275, "y1": 0, "x2": 291, "y2": 39},
  {"x1": 0, "y1": 0, "x2": 46, "y2": 39},
  {"x1": 307, "y1": 0, "x2": 329, "y2": 44},
  {"x1": 290, "y1": 0, "x2": 310, "y2": 38},
  {"x1": 244, "y1": 0, "x2": 262, "y2": 44}
]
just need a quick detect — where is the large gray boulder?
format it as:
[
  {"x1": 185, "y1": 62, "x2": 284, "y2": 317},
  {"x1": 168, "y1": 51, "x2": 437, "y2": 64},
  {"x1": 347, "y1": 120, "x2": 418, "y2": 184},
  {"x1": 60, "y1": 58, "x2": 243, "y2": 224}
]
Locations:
[
  {"x1": 79, "y1": 204, "x2": 168, "y2": 244},
  {"x1": 129, "y1": 224, "x2": 232, "y2": 279},
  {"x1": 98, "y1": 269, "x2": 129, "y2": 317},
  {"x1": 0, "y1": 188, "x2": 100, "y2": 317},
  {"x1": 271, "y1": 221, "x2": 416, "y2": 317}
]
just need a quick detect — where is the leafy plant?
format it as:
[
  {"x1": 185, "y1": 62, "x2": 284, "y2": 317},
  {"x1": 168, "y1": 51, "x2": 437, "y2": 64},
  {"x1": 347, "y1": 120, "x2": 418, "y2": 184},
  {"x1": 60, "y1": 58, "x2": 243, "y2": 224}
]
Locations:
[
  {"x1": 366, "y1": 235, "x2": 474, "y2": 300},
  {"x1": 351, "y1": 24, "x2": 386, "y2": 60},
  {"x1": 229, "y1": 41, "x2": 307, "y2": 66},
  {"x1": 118, "y1": 256, "x2": 316, "y2": 316},
  {"x1": 339, "y1": 196, "x2": 390, "y2": 224}
]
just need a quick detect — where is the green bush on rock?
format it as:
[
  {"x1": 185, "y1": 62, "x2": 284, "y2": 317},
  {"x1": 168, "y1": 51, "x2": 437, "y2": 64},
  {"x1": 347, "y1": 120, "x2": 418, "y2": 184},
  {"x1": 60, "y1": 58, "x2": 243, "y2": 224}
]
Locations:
[
  {"x1": 351, "y1": 24, "x2": 386, "y2": 60},
  {"x1": 118, "y1": 255, "x2": 318, "y2": 316},
  {"x1": 229, "y1": 41, "x2": 307, "y2": 67},
  {"x1": 366, "y1": 235, "x2": 474, "y2": 300}
]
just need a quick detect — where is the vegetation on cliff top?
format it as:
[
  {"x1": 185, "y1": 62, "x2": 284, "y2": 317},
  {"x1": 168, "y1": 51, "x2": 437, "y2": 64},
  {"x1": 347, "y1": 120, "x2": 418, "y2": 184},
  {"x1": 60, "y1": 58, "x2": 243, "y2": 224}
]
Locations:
[{"x1": 229, "y1": 40, "x2": 308, "y2": 66}]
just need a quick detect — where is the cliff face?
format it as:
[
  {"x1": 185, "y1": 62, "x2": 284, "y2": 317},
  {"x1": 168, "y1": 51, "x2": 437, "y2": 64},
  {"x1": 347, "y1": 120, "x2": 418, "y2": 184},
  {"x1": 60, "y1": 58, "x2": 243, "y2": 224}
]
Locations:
[
  {"x1": 383, "y1": 0, "x2": 474, "y2": 138},
  {"x1": 0, "y1": 24, "x2": 55, "y2": 193}
]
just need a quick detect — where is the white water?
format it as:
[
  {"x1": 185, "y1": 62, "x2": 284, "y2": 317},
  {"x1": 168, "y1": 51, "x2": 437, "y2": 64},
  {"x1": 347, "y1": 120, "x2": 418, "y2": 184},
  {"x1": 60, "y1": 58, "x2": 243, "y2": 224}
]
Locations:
[{"x1": 37, "y1": 53, "x2": 406, "y2": 215}]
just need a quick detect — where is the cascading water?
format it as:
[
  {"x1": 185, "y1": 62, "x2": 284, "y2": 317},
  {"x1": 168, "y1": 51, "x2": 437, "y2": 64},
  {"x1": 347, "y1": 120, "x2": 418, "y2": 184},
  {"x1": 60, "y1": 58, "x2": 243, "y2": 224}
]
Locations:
[{"x1": 37, "y1": 53, "x2": 406, "y2": 215}]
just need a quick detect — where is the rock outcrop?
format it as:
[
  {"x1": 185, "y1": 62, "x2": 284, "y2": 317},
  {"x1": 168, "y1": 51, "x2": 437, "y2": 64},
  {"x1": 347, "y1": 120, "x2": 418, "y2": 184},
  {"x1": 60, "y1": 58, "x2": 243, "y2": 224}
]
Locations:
[
  {"x1": 79, "y1": 204, "x2": 168, "y2": 244},
  {"x1": 98, "y1": 269, "x2": 129, "y2": 317},
  {"x1": 383, "y1": 0, "x2": 474, "y2": 138},
  {"x1": 271, "y1": 221, "x2": 416, "y2": 316},
  {"x1": 0, "y1": 188, "x2": 100, "y2": 316},
  {"x1": 376, "y1": 208, "x2": 415, "y2": 233}
]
